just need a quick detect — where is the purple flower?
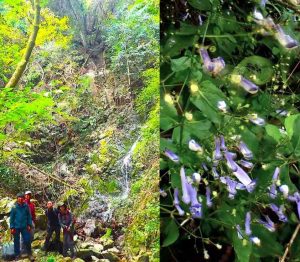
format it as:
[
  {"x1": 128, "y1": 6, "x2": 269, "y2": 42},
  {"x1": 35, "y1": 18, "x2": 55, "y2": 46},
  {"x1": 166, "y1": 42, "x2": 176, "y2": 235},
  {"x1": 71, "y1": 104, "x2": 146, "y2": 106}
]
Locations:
[
  {"x1": 269, "y1": 167, "x2": 280, "y2": 199},
  {"x1": 245, "y1": 212, "x2": 252, "y2": 236},
  {"x1": 239, "y1": 142, "x2": 253, "y2": 160},
  {"x1": 249, "y1": 114, "x2": 266, "y2": 126},
  {"x1": 274, "y1": 25, "x2": 298, "y2": 49},
  {"x1": 239, "y1": 160, "x2": 254, "y2": 169},
  {"x1": 202, "y1": 163, "x2": 209, "y2": 172},
  {"x1": 200, "y1": 48, "x2": 213, "y2": 70},
  {"x1": 174, "y1": 188, "x2": 185, "y2": 216},
  {"x1": 175, "y1": 204, "x2": 185, "y2": 216},
  {"x1": 220, "y1": 176, "x2": 245, "y2": 199},
  {"x1": 198, "y1": 14, "x2": 203, "y2": 26},
  {"x1": 240, "y1": 77, "x2": 259, "y2": 94},
  {"x1": 199, "y1": 48, "x2": 225, "y2": 75},
  {"x1": 211, "y1": 57, "x2": 226, "y2": 75},
  {"x1": 192, "y1": 172, "x2": 201, "y2": 184},
  {"x1": 188, "y1": 139, "x2": 203, "y2": 152},
  {"x1": 164, "y1": 149, "x2": 180, "y2": 163},
  {"x1": 160, "y1": 189, "x2": 167, "y2": 197},
  {"x1": 279, "y1": 185, "x2": 289, "y2": 198},
  {"x1": 180, "y1": 167, "x2": 191, "y2": 204},
  {"x1": 258, "y1": 216, "x2": 275, "y2": 232},
  {"x1": 212, "y1": 167, "x2": 220, "y2": 179},
  {"x1": 225, "y1": 151, "x2": 238, "y2": 172},
  {"x1": 272, "y1": 167, "x2": 280, "y2": 181},
  {"x1": 250, "y1": 236, "x2": 261, "y2": 246},
  {"x1": 236, "y1": 225, "x2": 243, "y2": 239},
  {"x1": 233, "y1": 165, "x2": 255, "y2": 192},
  {"x1": 220, "y1": 135, "x2": 227, "y2": 151},
  {"x1": 186, "y1": 183, "x2": 202, "y2": 218},
  {"x1": 270, "y1": 204, "x2": 288, "y2": 222},
  {"x1": 213, "y1": 137, "x2": 222, "y2": 161},
  {"x1": 288, "y1": 192, "x2": 300, "y2": 220},
  {"x1": 206, "y1": 186, "x2": 212, "y2": 207}
]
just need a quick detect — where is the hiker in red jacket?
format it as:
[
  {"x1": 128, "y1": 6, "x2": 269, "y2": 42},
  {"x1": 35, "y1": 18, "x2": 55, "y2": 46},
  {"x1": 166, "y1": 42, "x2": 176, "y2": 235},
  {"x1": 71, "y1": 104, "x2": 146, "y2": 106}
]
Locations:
[{"x1": 24, "y1": 191, "x2": 36, "y2": 242}]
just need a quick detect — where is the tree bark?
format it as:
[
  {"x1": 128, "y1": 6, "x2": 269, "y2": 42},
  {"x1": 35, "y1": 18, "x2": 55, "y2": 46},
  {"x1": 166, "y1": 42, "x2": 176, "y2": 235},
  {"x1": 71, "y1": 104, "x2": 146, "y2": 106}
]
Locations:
[{"x1": 5, "y1": 0, "x2": 41, "y2": 88}]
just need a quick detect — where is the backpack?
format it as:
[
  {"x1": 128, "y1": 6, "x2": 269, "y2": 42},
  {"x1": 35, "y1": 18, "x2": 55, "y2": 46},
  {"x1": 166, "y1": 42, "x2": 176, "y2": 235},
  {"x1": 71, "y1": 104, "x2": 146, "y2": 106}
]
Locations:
[{"x1": 2, "y1": 242, "x2": 15, "y2": 260}]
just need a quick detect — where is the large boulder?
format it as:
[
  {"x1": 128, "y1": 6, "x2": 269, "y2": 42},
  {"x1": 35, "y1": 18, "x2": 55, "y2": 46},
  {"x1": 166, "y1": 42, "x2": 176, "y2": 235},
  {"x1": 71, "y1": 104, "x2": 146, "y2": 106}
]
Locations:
[
  {"x1": 0, "y1": 198, "x2": 15, "y2": 216},
  {"x1": 35, "y1": 207, "x2": 47, "y2": 230},
  {"x1": 100, "y1": 250, "x2": 120, "y2": 262}
]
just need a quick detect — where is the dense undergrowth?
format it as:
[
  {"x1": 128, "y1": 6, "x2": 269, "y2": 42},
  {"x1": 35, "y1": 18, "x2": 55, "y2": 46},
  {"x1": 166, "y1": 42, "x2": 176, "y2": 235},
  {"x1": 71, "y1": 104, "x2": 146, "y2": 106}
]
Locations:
[{"x1": 0, "y1": 0, "x2": 159, "y2": 261}]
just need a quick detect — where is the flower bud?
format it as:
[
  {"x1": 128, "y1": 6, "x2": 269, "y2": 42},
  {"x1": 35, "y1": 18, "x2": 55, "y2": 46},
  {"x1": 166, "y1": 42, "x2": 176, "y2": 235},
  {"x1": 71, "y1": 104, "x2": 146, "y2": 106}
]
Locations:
[
  {"x1": 185, "y1": 112, "x2": 193, "y2": 121},
  {"x1": 164, "y1": 93, "x2": 173, "y2": 104},
  {"x1": 190, "y1": 82, "x2": 199, "y2": 94}
]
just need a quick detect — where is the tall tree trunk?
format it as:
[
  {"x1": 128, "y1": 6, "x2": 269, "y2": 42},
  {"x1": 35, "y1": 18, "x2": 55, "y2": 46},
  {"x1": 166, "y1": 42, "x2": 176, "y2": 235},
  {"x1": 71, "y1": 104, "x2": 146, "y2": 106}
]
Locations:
[{"x1": 5, "y1": 0, "x2": 41, "y2": 88}]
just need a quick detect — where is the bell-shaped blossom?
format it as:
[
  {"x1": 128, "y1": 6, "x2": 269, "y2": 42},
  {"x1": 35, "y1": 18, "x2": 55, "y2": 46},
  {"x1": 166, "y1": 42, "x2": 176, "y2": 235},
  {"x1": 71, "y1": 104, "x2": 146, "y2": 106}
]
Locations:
[
  {"x1": 192, "y1": 172, "x2": 201, "y2": 184},
  {"x1": 199, "y1": 48, "x2": 225, "y2": 75},
  {"x1": 236, "y1": 225, "x2": 243, "y2": 239},
  {"x1": 220, "y1": 135, "x2": 227, "y2": 151},
  {"x1": 202, "y1": 163, "x2": 209, "y2": 172},
  {"x1": 250, "y1": 237, "x2": 261, "y2": 246},
  {"x1": 279, "y1": 185, "x2": 289, "y2": 198},
  {"x1": 186, "y1": 183, "x2": 202, "y2": 218},
  {"x1": 212, "y1": 167, "x2": 220, "y2": 179},
  {"x1": 220, "y1": 176, "x2": 245, "y2": 199},
  {"x1": 239, "y1": 160, "x2": 254, "y2": 169},
  {"x1": 160, "y1": 189, "x2": 167, "y2": 197},
  {"x1": 269, "y1": 167, "x2": 280, "y2": 199},
  {"x1": 249, "y1": 114, "x2": 266, "y2": 126},
  {"x1": 245, "y1": 212, "x2": 252, "y2": 236},
  {"x1": 188, "y1": 139, "x2": 203, "y2": 152},
  {"x1": 274, "y1": 25, "x2": 298, "y2": 49},
  {"x1": 239, "y1": 142, "x2": 253, "y2": 160},
  {"x1": 233, "y1": 165, "x2": 256, "y2": 192},
  {"x1": 217, "y1": 101, "x2": 227, "y2": 113},
  {"x1": 174, "y1": 188, "x2": 185, "y2": 216},
  {"x1": 213, "y1": 137, "x2": 222, "y2": 161},
  {"x1": 270, "y1": 204, "x2": 288, "y2": 222},
  {"x1": 288, "y1": 192, "x2": 300, "y2": 220},
  {"x1": 206, "y1": 186, "x2": 212, "y2": 207},
  {"x1": 231, "y1": 75, "x2": 259, "y2": 94},
  {"x1": 225, "y1": 151, "x2": 238, "y2": 172},
  {"x1": 258, "y1": 216, "x2": 275, "y2": 232},
  {"x1": 180, "y1": 167, "x2": 191, "y2": 204},
  {"x1": 164, "y1": 149, "x2": 180, "y2": 163}
]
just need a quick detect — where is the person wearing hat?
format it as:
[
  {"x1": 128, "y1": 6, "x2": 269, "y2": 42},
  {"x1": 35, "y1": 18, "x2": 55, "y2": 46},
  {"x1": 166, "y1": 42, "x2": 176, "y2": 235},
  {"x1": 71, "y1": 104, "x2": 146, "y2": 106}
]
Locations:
[
  {"x1": 58, "y1": 203, "x2": 75, "y2": 258},
  {"x1": 24, "y1": 190, "x2": 36, "y2": 242},
  {"x1": 10, "y1": 193, "x2": 33, "y2": 260},
  {"x1": 43, "y1": 201, "x2": 61, "y2": 253}
]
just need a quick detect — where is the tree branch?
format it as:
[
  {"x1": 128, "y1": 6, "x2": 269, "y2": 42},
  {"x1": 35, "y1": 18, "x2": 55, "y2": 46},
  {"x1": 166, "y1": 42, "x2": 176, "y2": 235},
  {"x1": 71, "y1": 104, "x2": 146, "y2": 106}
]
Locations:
[{"x1": 5, "y1": 0, "x2": 41, "y2": 88}]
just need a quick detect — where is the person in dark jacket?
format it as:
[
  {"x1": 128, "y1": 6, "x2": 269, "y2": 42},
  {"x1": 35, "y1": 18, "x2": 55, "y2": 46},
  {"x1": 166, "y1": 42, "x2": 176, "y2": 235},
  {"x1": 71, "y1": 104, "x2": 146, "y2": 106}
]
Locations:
[
  {"x1": 43, "y1": 201, "x2": 61, "y2": 252},
  {"x1": 58, "y1": 203, "x2": 75, "y2": 258},
  {"x1": 10, "y1": 193, "x2": 33, "y2": 259}
]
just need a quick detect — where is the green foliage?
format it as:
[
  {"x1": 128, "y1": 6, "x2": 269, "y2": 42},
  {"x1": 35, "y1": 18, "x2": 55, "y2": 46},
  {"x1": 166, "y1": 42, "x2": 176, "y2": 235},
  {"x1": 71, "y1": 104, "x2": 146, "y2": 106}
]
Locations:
[
  {"x1": 104, "y1": 0, "x2": 159, "y2": 80},
  {"x1": 161, "y1": 0, "x2": 300, "y2": 261}
]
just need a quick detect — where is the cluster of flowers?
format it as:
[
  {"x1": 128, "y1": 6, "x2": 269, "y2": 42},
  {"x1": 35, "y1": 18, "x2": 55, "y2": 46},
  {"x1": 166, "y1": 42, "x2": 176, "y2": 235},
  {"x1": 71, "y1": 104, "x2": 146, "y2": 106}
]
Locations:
[
  {"x1": 253, "y1": 9, "x2": 298, "y2": 49},
  {"x1": 164, "y1": 135, "x2": 300, "y2": 245}
]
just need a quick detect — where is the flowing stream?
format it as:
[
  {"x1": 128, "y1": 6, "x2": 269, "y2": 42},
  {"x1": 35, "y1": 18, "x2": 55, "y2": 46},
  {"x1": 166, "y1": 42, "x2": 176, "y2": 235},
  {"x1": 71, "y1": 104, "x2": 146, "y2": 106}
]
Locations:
[{"x1": 82, "y1": 138, "x2": 139, "y2": 225}]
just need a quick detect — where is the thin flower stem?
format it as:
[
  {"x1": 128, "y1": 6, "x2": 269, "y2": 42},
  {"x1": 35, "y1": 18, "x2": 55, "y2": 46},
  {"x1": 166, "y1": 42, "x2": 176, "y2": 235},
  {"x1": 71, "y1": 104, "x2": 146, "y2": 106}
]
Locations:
[{"x1": 279, "y1": 223, "x2": 300, "y2": 262}]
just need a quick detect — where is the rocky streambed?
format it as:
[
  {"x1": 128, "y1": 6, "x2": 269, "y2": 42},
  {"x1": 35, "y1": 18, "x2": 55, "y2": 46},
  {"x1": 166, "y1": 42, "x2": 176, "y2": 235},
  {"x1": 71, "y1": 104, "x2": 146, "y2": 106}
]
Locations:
[{"x1": 0, "y1": 197, "x2": 126, "y2": 262}]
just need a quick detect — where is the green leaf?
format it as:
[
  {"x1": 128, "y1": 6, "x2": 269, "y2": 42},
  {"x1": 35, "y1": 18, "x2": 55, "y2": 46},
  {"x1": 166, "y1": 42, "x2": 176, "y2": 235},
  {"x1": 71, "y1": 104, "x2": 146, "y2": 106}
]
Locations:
[
  {"x1": 160, "y1": 95, "x2": 179, "y2": 131},
  {"x1": 187, "y1": 0, "x2": 213, "y2": 10},
  {"x1": 171, "y1": 56, "x2": 191, "y2": 72},
  {"x1": 265, "y1": 124, "x2": 282, "y2": 143},
  {"x1": 190, "y1": 80, "x2": 226, "y2": 123},
  {"x1": 233, "y1": 231, "x2": 252, "y2": 262},
  {"x1": 234, "y1": 56, "x2": 273, "y2": 85},
  {"x1": 285, "y1": 114, "x2": 300, "y2": 156},
  {"x1": 162, "y1": 219, "x2": 179, "y2": 247}
]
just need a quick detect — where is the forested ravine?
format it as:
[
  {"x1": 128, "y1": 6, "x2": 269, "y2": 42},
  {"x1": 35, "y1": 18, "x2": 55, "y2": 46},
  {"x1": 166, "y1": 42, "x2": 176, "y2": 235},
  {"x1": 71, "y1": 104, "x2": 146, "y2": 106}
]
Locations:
[{"x1": 0, "y1": 0, "x2": 159, "y2": 261}]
